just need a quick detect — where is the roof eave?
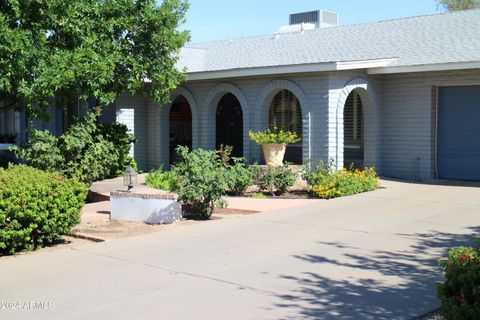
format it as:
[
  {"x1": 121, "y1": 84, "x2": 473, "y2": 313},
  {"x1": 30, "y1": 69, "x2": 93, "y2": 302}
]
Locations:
[
  {"x1": 185, "y1": 58, "x2": 398, "y2": 81},
  {"x1": 368, "y1": 60, "x2": 480, "y2": 75}
]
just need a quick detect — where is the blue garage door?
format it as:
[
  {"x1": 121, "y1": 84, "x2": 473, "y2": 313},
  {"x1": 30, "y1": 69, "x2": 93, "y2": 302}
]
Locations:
[{"x1": 438, "y1": 86, "x2": 480, "y2": 181}]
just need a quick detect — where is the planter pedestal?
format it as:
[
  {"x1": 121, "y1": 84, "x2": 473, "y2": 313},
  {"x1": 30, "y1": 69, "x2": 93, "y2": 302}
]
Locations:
[{"x1": 262, "y1": 143, "x2": 286, "y2": 167}]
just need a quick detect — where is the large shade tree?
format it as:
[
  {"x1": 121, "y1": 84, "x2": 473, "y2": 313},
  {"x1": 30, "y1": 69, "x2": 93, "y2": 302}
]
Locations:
[
  {"x1": 437, "y1": 0, "x2": 480, "y2": 11},
  {"x1": 0, "y1": 0, "x2": 190, "y2": 118}
]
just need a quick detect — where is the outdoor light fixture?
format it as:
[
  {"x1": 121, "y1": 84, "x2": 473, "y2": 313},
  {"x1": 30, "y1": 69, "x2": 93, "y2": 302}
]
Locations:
[{"x1": 123, "y1": 166, "x2": 138, "y2": 192}]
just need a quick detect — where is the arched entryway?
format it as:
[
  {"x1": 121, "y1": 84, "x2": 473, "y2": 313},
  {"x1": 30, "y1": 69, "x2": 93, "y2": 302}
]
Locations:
[
  {"x1": 269, "y1": 89, "x2": 303, "y2": 164},
  {"x1": 343, "y1": 90, "x2": 364, "y2": 168},
  {"x1": 216, "y1": 93, "x2": 243, "y2": 158},
  {"x1": 170, "y1": 95, "x2": 192, "y2": 164}
]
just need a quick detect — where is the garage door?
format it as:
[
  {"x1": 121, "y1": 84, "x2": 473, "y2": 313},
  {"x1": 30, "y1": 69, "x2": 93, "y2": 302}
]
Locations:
[{"x1": 438, "y1": 86, "x2": 480, "y2": 181}]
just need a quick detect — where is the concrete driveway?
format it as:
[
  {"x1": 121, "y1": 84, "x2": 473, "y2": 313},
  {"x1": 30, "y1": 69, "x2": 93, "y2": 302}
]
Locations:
[{"x1": 1, "y1": 180, "x2": 479, "y2": 320}]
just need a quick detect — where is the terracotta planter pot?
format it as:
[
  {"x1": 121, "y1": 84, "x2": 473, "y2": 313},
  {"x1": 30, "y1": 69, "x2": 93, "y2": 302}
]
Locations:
[{"x1": 262, "y1": 143, "x2": 287, "y2": 167}]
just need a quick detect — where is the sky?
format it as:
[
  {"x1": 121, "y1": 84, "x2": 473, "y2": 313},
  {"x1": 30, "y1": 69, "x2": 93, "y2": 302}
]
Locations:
[{"x1": 181, "y1": 0, "x2": 442, "y2": 43}]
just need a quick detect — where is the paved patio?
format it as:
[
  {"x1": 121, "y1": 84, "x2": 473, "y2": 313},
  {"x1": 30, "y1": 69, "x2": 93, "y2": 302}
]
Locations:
[{"x1": 1, "y1": 179, "x2": 479, "y2": 319}]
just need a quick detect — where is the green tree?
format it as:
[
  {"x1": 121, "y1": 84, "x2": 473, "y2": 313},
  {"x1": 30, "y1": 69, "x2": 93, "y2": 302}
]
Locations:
[
  {"x1": 0, "y1": 0, "x2": 189, "y2": 117},
  {"x1": 437, "y1": 0, "x2": 480, "y2": 11}
]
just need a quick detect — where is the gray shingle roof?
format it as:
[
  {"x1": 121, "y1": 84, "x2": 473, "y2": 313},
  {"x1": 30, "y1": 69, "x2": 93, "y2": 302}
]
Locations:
[{"x1": 178, "y1": 9, "x2": 480, "y2": 73}]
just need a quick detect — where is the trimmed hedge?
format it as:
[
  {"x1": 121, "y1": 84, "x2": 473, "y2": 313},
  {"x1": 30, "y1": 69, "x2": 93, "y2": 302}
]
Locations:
[{"x1": 0, "y1": 166, "x2": 87, "y2": 255}]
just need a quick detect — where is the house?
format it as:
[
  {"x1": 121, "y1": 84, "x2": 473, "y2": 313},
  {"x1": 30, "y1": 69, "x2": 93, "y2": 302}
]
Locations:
[{"x1": 2, "y1": 9, "x2": 480, "y2": 181}]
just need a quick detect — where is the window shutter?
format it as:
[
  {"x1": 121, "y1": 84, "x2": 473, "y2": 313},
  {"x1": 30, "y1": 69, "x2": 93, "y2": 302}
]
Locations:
[
  {"x1": 344, "y1": 91, "x2": 363, "y2": 148},
  {"x1": 269, "y1": 90, "x2": 302, "y2": 136}
]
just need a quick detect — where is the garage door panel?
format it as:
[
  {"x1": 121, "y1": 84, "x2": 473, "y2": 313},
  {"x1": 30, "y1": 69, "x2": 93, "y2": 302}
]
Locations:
[{"x1": 438, "y1": 86, "x2": 480, "y2": 181}]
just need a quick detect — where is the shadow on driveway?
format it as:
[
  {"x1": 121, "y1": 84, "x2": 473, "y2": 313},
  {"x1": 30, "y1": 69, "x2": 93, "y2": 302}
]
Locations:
[{"x1": 275, "y1": 226, "x2": 480, "y2": 320}]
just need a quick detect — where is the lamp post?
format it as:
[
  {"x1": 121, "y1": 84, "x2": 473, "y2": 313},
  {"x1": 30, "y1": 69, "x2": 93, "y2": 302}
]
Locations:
[{"x1": 123, "y1": 166, "x2": 138, "y2": 192}]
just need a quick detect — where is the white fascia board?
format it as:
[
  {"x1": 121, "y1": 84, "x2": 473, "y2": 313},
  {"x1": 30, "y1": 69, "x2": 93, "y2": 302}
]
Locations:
[
  {"x1": 185, "y1": 58, "x2": 398, "y2": 81},
  {"x1": 336, "y1": 58, "x2": 397, "y2": 70},
  {"x1": 368, "y1": 60, "x2": 480, "y2": 75},
  {"x1": 186, "y1": 63, "x2": 337, "y2": 81}
]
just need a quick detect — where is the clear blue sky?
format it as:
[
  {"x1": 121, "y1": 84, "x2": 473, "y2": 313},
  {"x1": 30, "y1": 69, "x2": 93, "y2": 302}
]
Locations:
[{"x1": 181, "y1": 0, "x2": 441, "y2": 43}]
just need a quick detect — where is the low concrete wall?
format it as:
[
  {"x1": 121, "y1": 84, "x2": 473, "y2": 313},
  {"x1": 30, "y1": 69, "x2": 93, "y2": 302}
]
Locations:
[{"x1": 110, "y1": 191, "x2": 182, "y2": 225}]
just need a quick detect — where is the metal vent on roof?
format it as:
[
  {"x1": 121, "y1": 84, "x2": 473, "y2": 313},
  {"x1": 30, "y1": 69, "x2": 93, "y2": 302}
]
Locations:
[
  {"x1": 290, "y1": 11, "x2": 320, "y2": 26},
  {"x1": 289, "y1": 10, "x2": 339, "y2": 28},
  {"x1": 321, "y1": 11, "x2": 339, "y2": 26}
]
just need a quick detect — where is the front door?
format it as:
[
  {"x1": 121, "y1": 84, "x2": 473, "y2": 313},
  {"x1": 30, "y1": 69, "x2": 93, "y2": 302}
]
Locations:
[{"x1": 216, "y1": 93, "x2": 243, "y2": 158}]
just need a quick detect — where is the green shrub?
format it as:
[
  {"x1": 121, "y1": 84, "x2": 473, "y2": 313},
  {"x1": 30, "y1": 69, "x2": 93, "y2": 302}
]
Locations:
[
  {"x1": 58, "y1": 113, "x2": 118, "y2": 184},
  {"x1": 251, "y1": 192, "x2": 267, "y2": 199},
  {"x1": 98, "y1": 122, "x2": 137, "y2": 176},
  {"x1": 302, "y1": 159, "x2": 336, "y2": 187},
  {"x1": 310, "y1": 167, "x2": 379, "y2": 199},
  {"x1": 11, "y1": 130, "x2": 63, "y2": 171},
  {"x1": 173, "y1": 146, "x2": 229, "y2": 219},
  {"x1": 258, "y1": 164, "x2": 296, "y2": 195},
  {"x1": 226, "y1": 158, "x2": 257, "y2": 195},
  {"x1": 0, "y1": 166, "x2": 87, "y2": 255},
  {"x1": 13, "y1": 110, "x2": 136, "y2": 184},
  {"x1": 146, "y1": 167, "x2": 177, "y2": 191},
  {"x1": 438, "y1": 245, "x2": 480, "y2": 320}
]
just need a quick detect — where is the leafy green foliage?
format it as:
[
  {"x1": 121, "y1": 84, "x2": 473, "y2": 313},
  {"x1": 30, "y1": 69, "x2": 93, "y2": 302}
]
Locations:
[
  {"x1": 98, "y1": 122, "x2": 137, "y2": 176},
  {"x1": 307, "y1": 163, "x2": 379, "y2": 199},
  {"x1": 438, "y1": 244, "x2": 480, "y2": 319},
  {"x1": 12, "y1": 130, "x2": 63, "y2": 171},
  {"x1": 57, "y1": 112, "x2": 118, "y2": 184},
  {"x1": 146, "y1": 167, "x2": 178, "y2": 191},
  {"x1": 13, "y1": 111, "x2": 135, "y2": 184},
  {"x1": 0, "y1": 0, "x2": 189, "y2": 116},
  {"x1": 302, "y1": 159, "x2": 336, "y2": 187},
  {"x1": 248, "y1": 127, "x2": 301, "y2": 145},
  {"x1": 437, "y1": 0, "x2": 480, "y2": 11},
  {"x1": 0, "y1": 166, "x2": 87, "y2": 255},
  {"x1": 251, "y1": 192, "x2": 267, "y2": 199},
  {"x1": 258, "y1": 164, "x2": 296, "y2": 195},
  {"x1": 226, "y1": 158, "x2": 258, "y2": 195},
  {"x1": 173, "y1": 146, "x2": 229, "y2": 220}
]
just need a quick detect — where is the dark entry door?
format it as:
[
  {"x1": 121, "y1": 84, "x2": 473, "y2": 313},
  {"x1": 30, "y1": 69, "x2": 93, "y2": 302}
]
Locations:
[
  {"x1": 216, "y1": 93, "x2": 243, "y2": 158},
  {"x1": 438, "y1": 86, "x2": 480, "y2": 181},
  {"x1": 170, "y1": 96, "x2": 192, "y2": 164}
]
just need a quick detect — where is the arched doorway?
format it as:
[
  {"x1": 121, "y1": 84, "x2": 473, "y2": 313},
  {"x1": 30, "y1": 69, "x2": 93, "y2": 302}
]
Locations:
[
  {"x1": 269, "y1": 89, "x2": 303, "y2": 164},
  {"x1": 216, "y1": 93, "x2": 243, "y2": 158},
  {"x1": 343, "y1": 90, "x2": 364, "y2": 168},
  {"x1": 170, "y1": 96, "x2": 192, "y2": 164}
]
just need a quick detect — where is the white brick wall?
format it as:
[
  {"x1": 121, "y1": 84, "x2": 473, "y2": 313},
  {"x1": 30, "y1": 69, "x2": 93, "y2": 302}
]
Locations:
[
  {"x1": 120, "y1": 68, "x2": 480, "y2": 182},
  {"x1": 380, "y1": 69, "x2": 480, "y2": 181},
  {"x1": 115, "y1": 94, "x2": 148, "y2": 170}
]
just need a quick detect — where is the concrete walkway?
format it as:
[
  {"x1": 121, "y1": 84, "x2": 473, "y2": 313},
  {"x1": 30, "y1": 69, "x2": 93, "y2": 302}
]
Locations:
[{"x1": 1, "y1": 179, "x2": 479, "y2": 320}]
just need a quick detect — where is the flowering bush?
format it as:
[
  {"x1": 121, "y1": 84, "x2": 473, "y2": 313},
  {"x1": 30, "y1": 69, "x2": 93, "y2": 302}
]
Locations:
[
  {"x1": 248, "y1": 127, "x2": 300, "y2": 145},
  {"x1": 309, "y1": 166, "x2": 379, "y2": 199},
  {"x1": 438, "y1": 245, "x2": 480, "y2": 319}
]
